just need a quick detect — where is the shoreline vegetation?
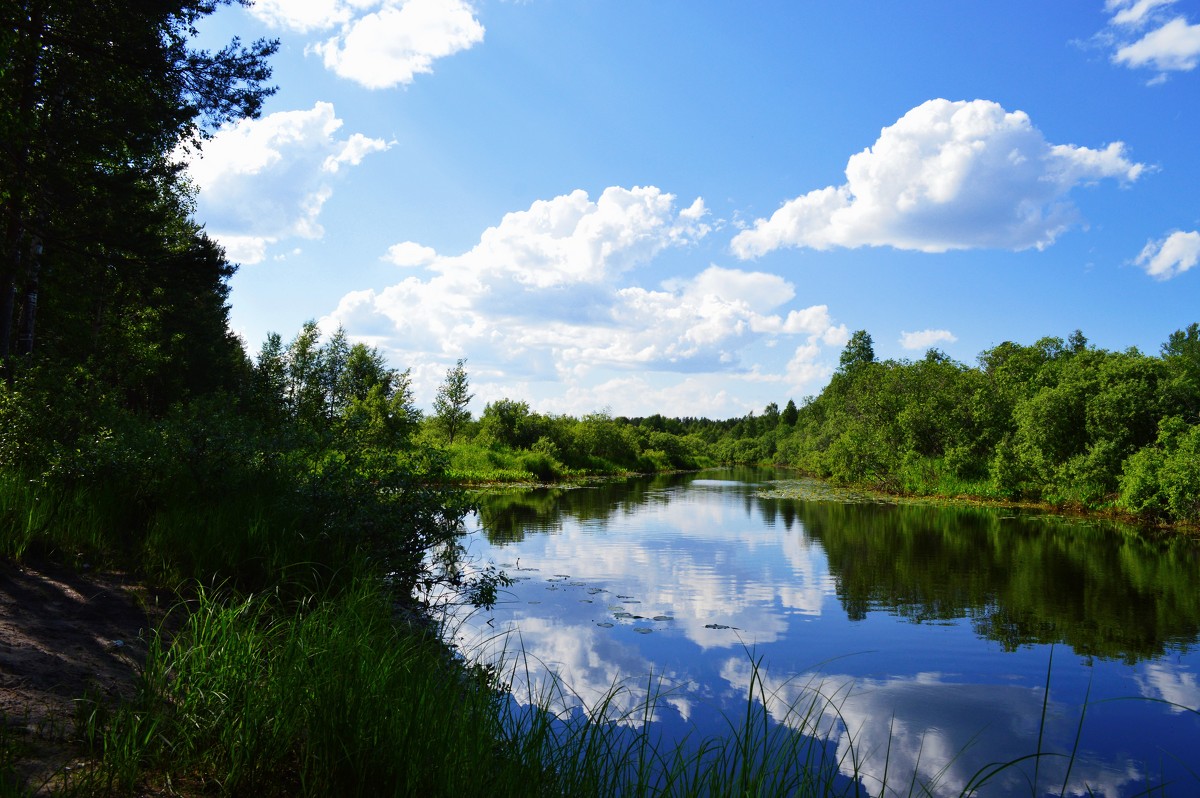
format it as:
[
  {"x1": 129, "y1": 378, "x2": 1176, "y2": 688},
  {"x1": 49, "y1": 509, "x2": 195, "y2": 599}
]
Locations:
[
  {"x1": 3, "y1": 4, "x2": 1198, "y2": 794},
  {"x1": 436, "y1": 324, "x2": 1200, "y2": 533}
]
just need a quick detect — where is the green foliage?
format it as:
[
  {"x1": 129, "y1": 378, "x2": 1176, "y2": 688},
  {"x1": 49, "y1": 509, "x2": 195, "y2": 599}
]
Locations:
[
  {"x1": 478, "y1": 398, "x2": 535, "y2": 448},
  {"x1": 1118, "y1": 418, "x2": 1200, "y2": 522},
  {"x1": 838, "y1": 329, "x2": 875, "y2": 373},
  {"x1": 781, "y1": 399, "x2": 798, "y2": 427},
  {"x1": 433, "y1": 358, "x2": 473, "y2": 444},
  {"x1": 569, "y1": 412, "x2": 640, "y2": 469},
  {"x1": 2, "y1": 0, "x2": 276, "y2": 382},
  {"x1": 1161, "y1": 322, "x2": 1200, "y2": 416},
  {"x1": 248, "y1": 322, "x2": 422, "y2": 449},
  {"x1": 751, "y1": 326, "x2": 1200, "y2": 523}
]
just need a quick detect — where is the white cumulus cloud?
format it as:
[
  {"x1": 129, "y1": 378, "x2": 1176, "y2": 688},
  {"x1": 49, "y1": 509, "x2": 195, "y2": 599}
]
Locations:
[
  {"x1": 186, "y1": 102, "x2": 389, "y2": 264},
  {"x1": 248, "y1": 0, "x2": 360, "y2": 32},
  {"x1": 251, "y1": 0, "x2": 485, "y2": 89},
  {"x1": 384, "y1": 241, "x2": 438, "y2": 267},
  {"x1": 321, "y1": 187, "x2": 847, "y2": 412},
  {"x1": 730, "y1": 99, "x2": 1145, "y2": 258},
  {"x1": 1135, "y1": 230, "x2": 1200, "y2": 279},
  {"x1": 899, "y1": 329, "x2": 958, "y2": 350}
]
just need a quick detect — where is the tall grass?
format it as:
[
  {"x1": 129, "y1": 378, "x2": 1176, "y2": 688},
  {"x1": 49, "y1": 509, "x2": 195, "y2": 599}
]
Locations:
[
  {"x1": 445, "y1": 441, "x2": 589, "y2": 484},
  {"x1": 67, "y1": 580, "x2": 546, "y2": 796},
  {"x1": 64, "y1": 578, "x2": 873, "y2": 797},
  {"x1": 0, "y1": 472, "x2": 120, "y2": 565}
]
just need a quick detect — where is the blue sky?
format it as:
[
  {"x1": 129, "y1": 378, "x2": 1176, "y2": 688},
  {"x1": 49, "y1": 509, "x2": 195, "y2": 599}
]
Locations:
[{"x1": 188, "y1": 0, "x2": 1200, "y2": 417}]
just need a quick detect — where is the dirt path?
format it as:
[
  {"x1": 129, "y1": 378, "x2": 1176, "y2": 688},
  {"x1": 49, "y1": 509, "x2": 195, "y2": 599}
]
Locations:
[{"x1": 0, "y1": 560, "x2": 169, "y2": 791}]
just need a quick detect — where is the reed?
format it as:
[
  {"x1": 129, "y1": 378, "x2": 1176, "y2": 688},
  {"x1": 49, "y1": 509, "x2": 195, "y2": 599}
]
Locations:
[{"x1": 69, "y1": 579, "x2": 551, "y2": 796}]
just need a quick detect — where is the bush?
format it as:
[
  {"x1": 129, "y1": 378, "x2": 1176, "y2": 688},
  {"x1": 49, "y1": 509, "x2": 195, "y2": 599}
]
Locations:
[
  {"x1": 1117, "y1": 418, "x2": 1200, "y2": 523},
  {"x1": 516, "y1": 450, "x2": 566, "y2": 482},
  {"x1": 1118, "y1": 446, "x2": 1168, "y2": 518},
  {"x1": 1160, "y1": 424, "x2": 1200, "y2": 521}
]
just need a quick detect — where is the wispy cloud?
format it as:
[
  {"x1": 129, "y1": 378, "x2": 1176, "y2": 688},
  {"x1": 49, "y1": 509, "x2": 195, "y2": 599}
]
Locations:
[
  {"x1": 1102, "y1": 0, "x2": 1200, "y2": 80},
  {"x1": 730, "y1": 99, "x2": 1144, "y2": 258}
]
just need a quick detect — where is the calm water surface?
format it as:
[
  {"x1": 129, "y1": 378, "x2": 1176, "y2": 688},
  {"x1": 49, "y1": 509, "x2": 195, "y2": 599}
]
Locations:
[{"x1": 451, "y1": 468, "x2": 1200, "y2": 796}]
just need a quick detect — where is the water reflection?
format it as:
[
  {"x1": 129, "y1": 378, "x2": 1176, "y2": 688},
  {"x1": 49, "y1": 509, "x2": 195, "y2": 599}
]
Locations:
[
  {"x1": 718, "y1": 659, "x2": 1157, "y2": 798},
  {"x1": 1135, "y1": 661, "x2": 1200, "y2": 712},
  {"x1": 475, "y1": 472, "x2": 1200, "y2": 660},
  {"x1": 792, "y1": 500, "x2": 1200, "y2": 661},
  {"x1": 456, "y1": 469, "x2": 1200, "y2": 796}
]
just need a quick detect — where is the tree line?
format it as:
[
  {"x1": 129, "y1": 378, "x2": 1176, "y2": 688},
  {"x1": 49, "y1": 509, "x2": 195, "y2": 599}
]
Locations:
[
  {"x1": 404, "y1": 326, "x2": 1199, "y2": 526},
  {"x1": 708, "y1": 327, "x2": 1199, "y2": 524}
]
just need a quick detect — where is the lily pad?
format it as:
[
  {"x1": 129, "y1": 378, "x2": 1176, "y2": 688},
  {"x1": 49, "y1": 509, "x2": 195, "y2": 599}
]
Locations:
[
  {"x1": 633, "y1": 627, "x2": 653, "y2": 634},
  {"x1": 653, "y1": 615, "x2": 674, "y2": 621},
  {"x1": 596, "y1": 622, "x2": 614, "y2": 628}
]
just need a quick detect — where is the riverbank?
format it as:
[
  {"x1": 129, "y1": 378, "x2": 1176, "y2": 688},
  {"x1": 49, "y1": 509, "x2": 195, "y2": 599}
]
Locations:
[
  {"x1": 0, "y1": 563, "x2": 522, "y2": 795},
  {"x1": 755, "y1": 469, "x2": 1200, "y2": 535},
  {"x1": 460, "y1": 461, "x2": 1200, "y2": 536},
  {"x1": 0, "y1": 561, "x2": 168, "y2": 793},
  {"x1": 0, "y1": 558, "x2": 859, "y2": 797}
]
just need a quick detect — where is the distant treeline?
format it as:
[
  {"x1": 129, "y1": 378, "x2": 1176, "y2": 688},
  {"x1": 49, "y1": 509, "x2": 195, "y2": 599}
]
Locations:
[{"x1": 411, "y1": 326, "x2": 1199, "y2": 525}]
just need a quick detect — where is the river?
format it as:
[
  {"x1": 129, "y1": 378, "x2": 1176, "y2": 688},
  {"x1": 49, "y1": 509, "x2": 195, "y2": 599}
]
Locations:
[{"x1": 449, "y1": 467, "x2": 1200, "y2": 796}]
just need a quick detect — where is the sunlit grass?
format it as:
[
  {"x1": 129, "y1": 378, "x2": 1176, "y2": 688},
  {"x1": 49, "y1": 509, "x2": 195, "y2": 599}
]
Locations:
[{"x1": 444, "y1": 442, "x2": 633, "y2": 484}]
